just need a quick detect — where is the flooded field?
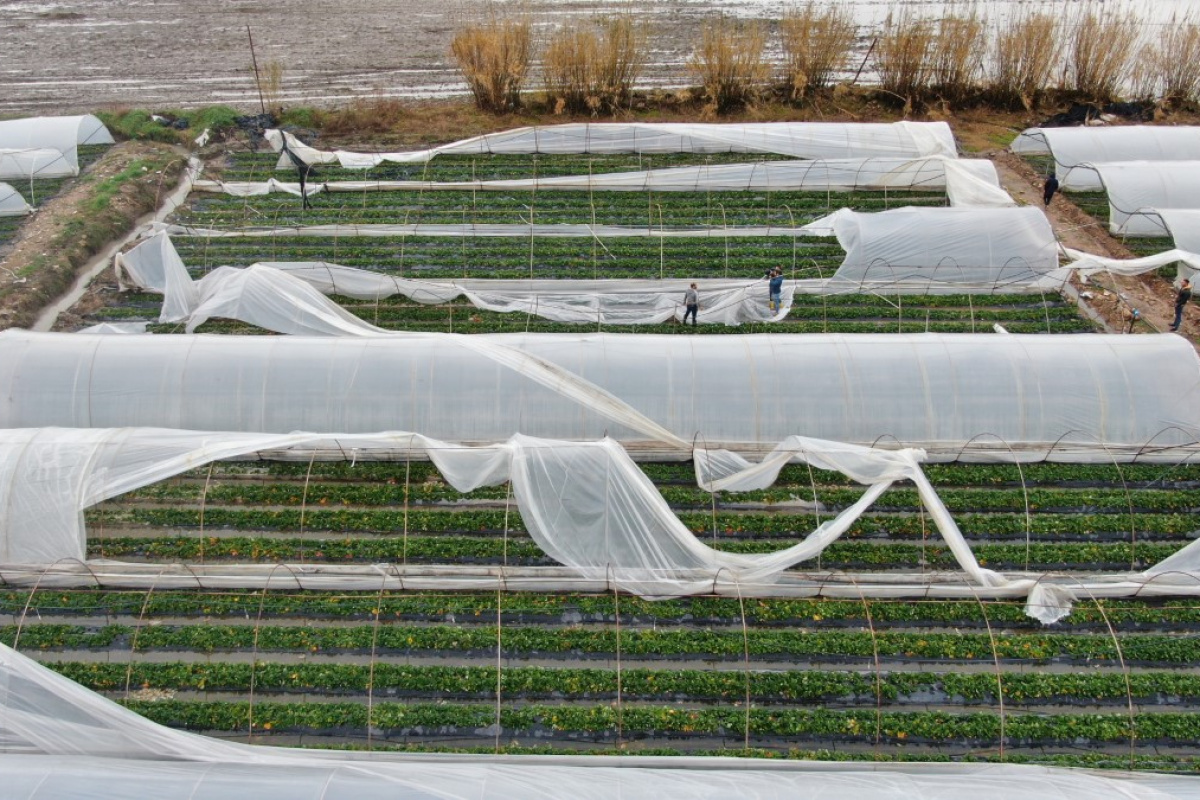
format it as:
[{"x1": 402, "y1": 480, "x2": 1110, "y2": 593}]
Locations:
[{"x1": 0, "y1": 0, "x2": 1189, "y2": 114}]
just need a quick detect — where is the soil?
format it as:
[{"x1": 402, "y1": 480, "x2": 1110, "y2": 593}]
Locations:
[{"x1": 0, "y1": 141, "x2": 186, "y2": 331}]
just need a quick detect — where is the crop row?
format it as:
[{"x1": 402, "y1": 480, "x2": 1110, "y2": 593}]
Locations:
[
  {"x1": 82, "y1": 534, "x2": 1181, "y2": 571},
  {"x1": 171, "y1": 458, "x2": 1200, "y2": 489},
  {"x1": 121, "y1": 698, "x2": 1195, "y2": 747},
  {"x1": 177, "y1": 189, "x2": 947, "y2": 230},
  {"x1": 115, "y1": 478, "x2": 1200, "y2": 515},
  {"x1": 47, "y1": 660, "x2": 1200, "y2": 707},
  {"x1": 3, "y1": 623, "x2": 1182, "y2": 663},
  {"x1": 219, "y1": 151, "x2": 796, "y2": 183},
  {"x1": 9, "y1": 590, "x2": 1199, "y2": 631}
]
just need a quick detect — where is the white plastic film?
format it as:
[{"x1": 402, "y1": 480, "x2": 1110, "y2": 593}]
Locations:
[
  {"x1": 1082, "y1": 162, "x2": 1200, "y2": 236},
  {"x1": 1012, "y1": 126, "x2": 1200, "y2": 190},
  {"x1": 0, "y1": 182, "x2": 31, "y2": 216},
  {"x1": 0, "y1": 148, "x2": 74, "y2": 180},
  {"x1": 0, "y1": 115, "x2": 112, "y2": 177}
]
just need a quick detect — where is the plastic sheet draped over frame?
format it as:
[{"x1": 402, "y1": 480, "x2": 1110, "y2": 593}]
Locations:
[
  {"x1": 1066, "y1": 248, "x2": 1200, "y2": 284},
  {"x1": 1011, "y1": 126, "x2": 1200, "y2": 190},
  {"x1": 0, "y1": 183, "x2": 30, "y2": 216},
  {"x1": 1158, "y1": 209, "x2": 1200, "y2": 253},
  {"x1": 6, "y1": 329, "x2": 1200, "y2": 452},
  {"x1": 117, "y1": 233, "x2": 793, "y2": 328},
  {"x1": 1080, "y1": 162, "x2": 1200, "y2": 236},
  {"x1": 0, "y1": 115, "x2": 112, "y2": 178},
  {"x1": 264, "y1": 121, "x2": 958, "y2": 167},
  {"x1": 7, "y1": 643, "x2": 1200, "y2": 800},
  {"x1": 827, "y1": 206, "x2": 1060, "y2": 288},
  {"x1": 194, "y1": 156, "x2": 1012, "y2": 206},
  {"x1": 0, "y1": 148, "x2": 74, "y2": 180}
]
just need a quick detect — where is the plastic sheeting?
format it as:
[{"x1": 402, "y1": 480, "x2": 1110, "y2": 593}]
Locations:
[
  {"x1": 117, "y1": 233, "x2": 792, "y2": 328},
  {"x1": 0, "y1": 148, "x2": 74, "y2": 180},
  {"x1": 0, "y1": 114, "x2": 112, "y2": 177},
  {"x1": 3, "y1": 330, "x2": 1198, "y2": 453},
  {"x1": 0, "y1": 182, "x2": 30, "y2": 216},
  {"x1": 194, "y1": 156, "x2": 1012, "y2": 207},
  {"x1": 7, "y1": 642, "x2": 1200, "y2": 800},
  {"x1": 1066, "y1": 247, "x2": 1200, "y2": 284},
  {"x1": 1011, "y1": 126, "x2": 1200, "y2": 190},
  {"x1": 1157, "y1": 209, "x2": 1200, "y2": 252},
  {"x1": 1080, "y1": 162, "x2": 1200, "y2": 236},
  {"x1": 0, "y1": 429, "x2": 995, "y2": 597},
  {"x1": 826, "y1": 206, "x2": 1060, "y2": 288},
  {"x1": 265, "y1": 121, "x2": 958, "y2": 167}
]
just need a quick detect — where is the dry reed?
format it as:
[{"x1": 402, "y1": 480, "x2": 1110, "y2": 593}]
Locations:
[
  {"x1": 989, "y1": 10, "x2": 1060, "y2": 109},
  {"x1": 1066, "y1": 5, "x2": 1139, "y2": 101},
  {"x1": 543, "y1": 14, "x2": 646, "y2": 115},
  {"x1": 779, "y1": 3, "x2": 857, "y2": 100},
  {"x1": 450, "y1": 13, "x2": 533, "y2": 113},
  {"x1": 1155, "y1": 16, "x2": 1200, "y2": 105},
  {"x1": 257, "y1": 60, "x2": 286, "y2": 117},
  {"x1": 687, "y1": 14, "x2": 770, "y2": 114},
  {"x1": 929, "y1": 6, "x2": 986, "y2": 102},
  {"x1": 872, "y1": 10, "x2": 934, "y2": 104}
]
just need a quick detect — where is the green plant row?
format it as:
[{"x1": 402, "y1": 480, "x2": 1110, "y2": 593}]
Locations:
[
  {"x1": 6, "y1": 590, "x2": 1197, "y2": 630},
  {"x1": 112, "y1": 480, "x2": 1200, "y2": 516},
  {"x1": 121, "y1": 698, "x2": 1197, "y2": 745},
  {"x1": 8, "y1": 623, "x2": 1194, "y2": 665},
  {"x1": 52, "y1": 660, "x2": 1200, "y2": 707}
]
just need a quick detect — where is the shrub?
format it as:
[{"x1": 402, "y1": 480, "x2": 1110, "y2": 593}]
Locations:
[
  {"x1": 929, "y1": 6, "x2": 986, "y2": 103},
  {"x1": 873, "y1": 10, "x2": 934, "y2": 105},
  {"x1": 989, "y1": 10, "x2": 1060, "y2": 109},
  {"x1": 779, "y1": 3, "x2": 857, "y2": 100},
  {"x1": 1066, "y1": 6, "x2": 1139, "y2": 101},
  {"x1": 687, "y1": 14, "x2": 770, "y2": 114},
  {"x1": 450, "y1": 13, "x2": 533, "y2": 113},
  {"x1": 543, "y1": 14, "x2": 646, "y2": 115},
  {"x1": 1155, "y1": 15, "x2": 1200, "y2": 105}
]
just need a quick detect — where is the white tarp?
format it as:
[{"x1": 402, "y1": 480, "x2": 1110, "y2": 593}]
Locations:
[
  {"x1": 1066, "y1": 247, "x2": 1200, "y2": 284},
  {"x1": 1011, "y1": 126, "x2": 1200, "y2": 190},
  {"x1": 1080, "y1": 162, "x2": 1200, "y2": 236},
  {"x1": 1157, "y1": 209, "x2": 1200, "y2": 252},
  {"x1": 3, "y1": 329, "x2": 1197, "y2": 454},
  {"x1": 7, "y1": 643, "x2": 1200, "y2": 798},
  {"x1": 0, "y1": 114, "x2": 112, "y2": 177},
  {"x1": 193, "y1": 157, "x2": 1012, "y2": 206},
  {"x1": 827, "y1": 206, "x2": 1060, "y2": 288},
  {"x1": 0, "y1": 148, "x2": 75, "y2": 180},
  {"x1": 265, "y1": 122, "x2": 958, "y2": 168},
  {"x1": 117, "y1": 233, "x2": 792, "y2": 327},
  {"x1": 0, "y1": 182, "x2": 30, "y2": 216}
]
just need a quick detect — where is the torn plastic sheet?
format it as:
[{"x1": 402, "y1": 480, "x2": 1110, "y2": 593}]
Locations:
[
  {"x1": 7, "y1": 642, "x2": 1200, "y2": 799},
  {"x1": 264, "y1": 121, "x2": 958, "y2": 166},
  {"x1": 0, "y1": 427, "x2": 1069, "y2": 620},
  {"x1": 1066, "y1": 247, "x2": 1200, "y2": 283},
  {"x1": 118, "y1": 233, "x2": 795, "y2": 328},
  {"x1": 193, "y1": 156, "x2": 1012, "y2": 206}
]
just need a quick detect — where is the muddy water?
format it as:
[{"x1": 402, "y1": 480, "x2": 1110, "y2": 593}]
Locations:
[{"x1": 0, "y1": 0, "x2": 1188, "y2": 114}]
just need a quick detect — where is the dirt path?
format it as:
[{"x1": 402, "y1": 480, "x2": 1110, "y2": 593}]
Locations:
[{"x1": 990, "y1": 149, "x2": 1190, "y2": 341}]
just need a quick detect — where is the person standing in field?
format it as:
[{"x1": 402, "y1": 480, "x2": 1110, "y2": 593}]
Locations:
[
  {"x1": 768, "y1": 267, "x2": 784, "y2": 313},
  {"x1": 1170, "y1": 278, "x2": 1192, "y2": 332},
  {"x1": 1043, "y1": 172, "x2": 1059, "y2": 206},
  {"x1": 683, "y1": 283, "x2": 699, "y2": 326}
]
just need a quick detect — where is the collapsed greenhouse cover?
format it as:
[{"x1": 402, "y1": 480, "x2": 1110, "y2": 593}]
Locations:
[
  {"x1": 265, "y1": 121, "x2": 958, "y2": 168},
  {"x1": 5, "y1": 642, "x2": 1199, "y2": 800},
  {"x1": 0, "y1": 114, "x2": 112, "y2": 178},
  {"x1": 196, "y1": 155, "x2": 1012, "y2": 208},
  {"x1": 1011, "y1": 125, "x2": 1200, "y2": 190},
  {"x1": 2, "y1": 329, "x2": 1197, "y2": 455}
]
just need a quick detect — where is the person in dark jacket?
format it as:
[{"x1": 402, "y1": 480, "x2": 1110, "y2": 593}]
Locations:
[
  {"x1": 1170, "y1": 278, "x2": 1192, "y2": 332},
  {"x1": 1043, "y1": 172, "x2": 1059, "y2": 206}
]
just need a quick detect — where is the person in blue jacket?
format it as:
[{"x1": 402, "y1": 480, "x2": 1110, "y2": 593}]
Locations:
[{"x1": 768, "y1": 267, "x2": 784, "y2": 313}]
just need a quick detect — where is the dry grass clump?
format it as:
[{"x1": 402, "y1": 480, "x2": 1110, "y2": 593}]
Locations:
[
  {"x1": 257, "y1": 60, "x2": 286, "y2": 118},
  {"x1": 543, "y1": 14, "x2": 646, "y2": 115},
  {"x1": 688, "y1": 14, "x2": 770, "y2": 114},
  {"x1": 1155, "y1": 16, "x2": 1200, "y2": 105},
  {"x1": 872, "y1": 10, "x2": 934, "y2": 105},
  {"x1": 1066, "y1": 6, "x2": 1139, "y2": 101},
  {"x1": 989, "y1": 11, "x2": 1060, "y2": 109},
  {"x1": 450, "y1": 13, "x2": 533, "y2": 113},
  {"x1": 929, "y1": 6, "x2": 986, "y2": 102},
  {"x1": 779, "y1": 3, "x2": 857, "y2": 100}
]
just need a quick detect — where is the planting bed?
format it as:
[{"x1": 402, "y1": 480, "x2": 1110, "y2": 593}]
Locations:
[{"x1": 6, "y1": 459, "x2": 1200, "y2": 766}]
